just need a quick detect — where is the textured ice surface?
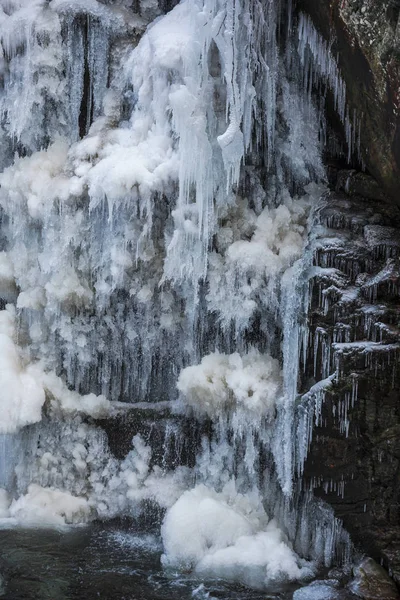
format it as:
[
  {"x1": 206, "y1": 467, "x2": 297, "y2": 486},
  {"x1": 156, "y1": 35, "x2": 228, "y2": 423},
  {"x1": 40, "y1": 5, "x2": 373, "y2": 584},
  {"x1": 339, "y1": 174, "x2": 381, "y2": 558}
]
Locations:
[
  {"x1": 8, "y1": 484, "x2": 90, "y2": 527},
  {"x1": 178, "y1": 350, "x2": 281, "y2": 419},
  {"x1": 0, "y1": 304, "x2": 110, "y2": 433},
  {"x1": 0, "y1": 0, "x2": 353, "y2": 587},
  {"x1": 161, "y1": 484, "x2": 314, "y2": 588},
  {"x1": 0, "y1": 307, "x2": 45, "y2": 433},
  {"x1": 293, "y1": 582, "x2": 342, "y2": 600}
]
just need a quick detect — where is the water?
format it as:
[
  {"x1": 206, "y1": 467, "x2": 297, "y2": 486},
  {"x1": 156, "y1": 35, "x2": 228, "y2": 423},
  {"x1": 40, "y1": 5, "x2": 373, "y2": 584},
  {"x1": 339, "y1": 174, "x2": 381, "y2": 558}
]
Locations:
[
  {"x1": 0, "y1": 524, "x2": 301, "y2": 600},
  {"x1": 0, "y1": 523, "x2": 357, "y2": 600}
]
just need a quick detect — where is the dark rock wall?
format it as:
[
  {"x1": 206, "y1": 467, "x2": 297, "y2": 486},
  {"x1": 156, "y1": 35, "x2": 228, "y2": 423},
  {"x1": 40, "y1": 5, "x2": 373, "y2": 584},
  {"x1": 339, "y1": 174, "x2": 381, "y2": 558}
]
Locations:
[
  {"x1": 302, "y1": 176, "x2": 400, "y2": 583},
  {"x1": 293, "y1": 0, "x2": 400, "y2": 580},
  {"x1": 297, "y1": 0, "x2": 400, "y2": 203}
]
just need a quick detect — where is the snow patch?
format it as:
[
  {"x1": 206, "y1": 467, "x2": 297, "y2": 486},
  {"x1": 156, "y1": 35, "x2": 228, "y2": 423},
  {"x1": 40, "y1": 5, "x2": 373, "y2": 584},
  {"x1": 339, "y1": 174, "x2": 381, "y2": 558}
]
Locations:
[
  {"x1": 161, "y1": 484, "x2": 314, "y2": 588},
  {"x1": 177, "y1": 349, "x2": 282, "y2": 419},
  {"x1": 9, "y1": 484, "x2": 90, "y2": 527}
]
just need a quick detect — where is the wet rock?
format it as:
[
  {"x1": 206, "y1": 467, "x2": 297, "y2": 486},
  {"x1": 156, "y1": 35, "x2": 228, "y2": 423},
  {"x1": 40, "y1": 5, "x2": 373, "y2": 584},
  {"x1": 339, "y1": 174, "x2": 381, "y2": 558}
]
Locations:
[
  {"x1": 348, "y1": 557, "x2": 400, "y2": 599},
  {"x1": 297, "y1": 0, "x2": 400, "y2": 203},
  {"x1": 293, "y1": 580, "x2": 351, "y2": 599},
  {"x1": 336, "y1": 171, "x2": 388, "y2": 203},
  {"x1": 94, "y1": 402, "x2": 205, "y2": 468},
  {"x1": 301, "y1": 179, "x2": 400, "y2": 584}
]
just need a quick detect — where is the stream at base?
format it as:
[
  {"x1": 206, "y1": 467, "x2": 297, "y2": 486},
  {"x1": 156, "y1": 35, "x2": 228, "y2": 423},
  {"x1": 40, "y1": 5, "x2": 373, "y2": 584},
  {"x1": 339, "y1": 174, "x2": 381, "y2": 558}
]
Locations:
[{"x1": 0, "y1": 524, "x2": 353, "y2": 600}]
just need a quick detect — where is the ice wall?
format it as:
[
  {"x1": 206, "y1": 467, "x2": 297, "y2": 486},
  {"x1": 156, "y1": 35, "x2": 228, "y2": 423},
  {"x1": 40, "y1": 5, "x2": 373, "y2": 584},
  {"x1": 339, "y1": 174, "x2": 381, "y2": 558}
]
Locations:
[{"x1": 0, "y1": 0, "x2": 353, "y2": 589}]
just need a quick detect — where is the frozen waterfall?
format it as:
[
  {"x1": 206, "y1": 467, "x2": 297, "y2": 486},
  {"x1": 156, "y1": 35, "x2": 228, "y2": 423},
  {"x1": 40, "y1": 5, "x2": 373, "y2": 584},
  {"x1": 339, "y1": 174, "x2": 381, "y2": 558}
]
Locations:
[{"x1": 0, "y1": 0, "x2": 355, "y2": 590}]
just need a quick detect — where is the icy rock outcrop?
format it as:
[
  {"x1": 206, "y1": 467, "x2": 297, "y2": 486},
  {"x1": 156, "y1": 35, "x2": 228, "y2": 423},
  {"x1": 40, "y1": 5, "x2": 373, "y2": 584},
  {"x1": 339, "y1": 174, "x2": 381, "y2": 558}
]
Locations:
[
  {"x1": 299, "y1": 178, "x2": 400, "y2": 584},
  {"x1": 348, "y1": 557, "x2": 400, "y2": 600},
  {"x1": 298, "y1": 0, "x2": 400, "y2": 203}
]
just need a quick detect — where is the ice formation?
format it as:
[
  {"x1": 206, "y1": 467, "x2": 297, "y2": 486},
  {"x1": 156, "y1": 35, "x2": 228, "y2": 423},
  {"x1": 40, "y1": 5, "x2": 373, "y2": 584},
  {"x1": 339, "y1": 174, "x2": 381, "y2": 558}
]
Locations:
[
  {"x1": 0, "y1": 302, "x2": 110, "y2": 434},
  {"x1": 8, "y1": 484, "x2": 90, "y2": 527},
  {"x1": 177, "y1": 350, "x2": 282, "y2": 419},
  {"x1": 0, "y1": 306, "x2": 45, "y2": 433},
  {"x1": 0, "y1": 0, "x2": 355, "y2": 591},
  {"x1": 297, "y1": 13, "x2": 362, "y2": 164},
  {"x1": 0, "y1": 488, "x2": 10, "y2": 518},
  {"x1": 161, "y1": 484, "x2": 314, "y2": 587}
]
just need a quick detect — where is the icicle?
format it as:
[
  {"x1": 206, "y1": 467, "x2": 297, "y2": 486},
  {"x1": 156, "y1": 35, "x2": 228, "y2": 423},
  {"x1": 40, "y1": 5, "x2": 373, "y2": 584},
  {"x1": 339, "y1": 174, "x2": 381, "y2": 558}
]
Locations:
[{"x1": 297, "y1": 13, "x2": 361, "y2": 164}]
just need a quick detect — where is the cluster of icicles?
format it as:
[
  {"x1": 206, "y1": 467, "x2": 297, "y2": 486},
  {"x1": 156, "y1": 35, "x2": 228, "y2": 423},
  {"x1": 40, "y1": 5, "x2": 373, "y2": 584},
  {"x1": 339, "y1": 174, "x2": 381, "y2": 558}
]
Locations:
[{"x1": 0, "y1": 0, "x2": 354, "y2": 590}]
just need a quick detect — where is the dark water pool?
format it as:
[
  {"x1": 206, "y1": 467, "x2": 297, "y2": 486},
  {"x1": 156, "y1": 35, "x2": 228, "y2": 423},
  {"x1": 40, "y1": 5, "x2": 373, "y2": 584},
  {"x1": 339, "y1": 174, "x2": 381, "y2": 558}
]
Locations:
[{"x1": 0, "y1": 525, "x2": 353, "y2": 600}]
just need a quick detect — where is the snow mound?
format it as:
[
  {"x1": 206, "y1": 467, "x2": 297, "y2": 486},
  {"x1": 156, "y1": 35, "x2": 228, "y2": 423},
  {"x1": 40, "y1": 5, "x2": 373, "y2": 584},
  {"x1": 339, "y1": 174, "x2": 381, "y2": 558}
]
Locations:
[
  {"x1": 177, "y1": 349, "x2": 282, "y2": 419},
  {"x1": 161, "y1": 484, "x2": 314, "y2": 588},
  {"x1": 9, "y1": 484, "x2": 90, "y2": 527}
]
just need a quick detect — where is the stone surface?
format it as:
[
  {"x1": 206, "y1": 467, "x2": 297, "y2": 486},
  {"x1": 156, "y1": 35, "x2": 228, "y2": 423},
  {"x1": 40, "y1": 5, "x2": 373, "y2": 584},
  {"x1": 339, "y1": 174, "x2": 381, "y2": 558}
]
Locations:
[
  {"x1": 297, "y1": 0, "x2": 400, "y2": 203},
  {"x1": 301, "y1": 174, "x2": 400, "y2": 586},
  {"x1": 95, "y1": 403, "x2": 204, "y2": 468},
  {"x1": 348, "y1": 557, "x2": 400, "y2": 599}
]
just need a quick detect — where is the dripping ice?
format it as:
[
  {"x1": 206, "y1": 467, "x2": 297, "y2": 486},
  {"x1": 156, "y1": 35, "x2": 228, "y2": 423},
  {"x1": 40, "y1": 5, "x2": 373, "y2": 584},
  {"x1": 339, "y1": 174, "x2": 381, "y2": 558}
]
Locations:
[{"x1": 0, "y1": 0, "x2": 353, "y2": 589}]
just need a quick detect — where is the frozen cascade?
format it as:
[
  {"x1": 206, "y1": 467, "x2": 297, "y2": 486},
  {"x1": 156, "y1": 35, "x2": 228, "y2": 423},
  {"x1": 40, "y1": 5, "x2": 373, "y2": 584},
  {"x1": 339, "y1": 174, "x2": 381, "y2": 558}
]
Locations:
[{"x1": 0, "y1": 0, "x2": 353, "y2": 591}]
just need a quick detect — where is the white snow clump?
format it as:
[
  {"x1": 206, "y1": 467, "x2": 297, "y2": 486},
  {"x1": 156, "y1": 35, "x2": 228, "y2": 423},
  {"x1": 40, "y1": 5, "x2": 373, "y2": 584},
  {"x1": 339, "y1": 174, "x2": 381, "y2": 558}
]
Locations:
[
  {"x1": 161, "y1": 484, "x2": 314, "y2": 588},
  {"x1": 177, "y1": 349, "x2": 282, "y2": 419},
  {"x1": 8, "y1": 484, "x2": 90, "y2": 527}
]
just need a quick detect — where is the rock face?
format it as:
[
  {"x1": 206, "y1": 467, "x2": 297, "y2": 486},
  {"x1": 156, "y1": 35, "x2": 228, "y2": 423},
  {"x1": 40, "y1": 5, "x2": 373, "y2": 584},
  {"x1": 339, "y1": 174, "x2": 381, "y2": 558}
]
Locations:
[
  {"x1": 349, "y1": 557, "x2": 400, "y2": 599},
  {"x1": 302, "y1": 172, "x2": 400, "y2": 585},
  {"x1": 295, "y1": 0, "x2": 400, "y2": 586},
  {"x1": 297, "y1": 0, "x2": 400, "y2": 203}
]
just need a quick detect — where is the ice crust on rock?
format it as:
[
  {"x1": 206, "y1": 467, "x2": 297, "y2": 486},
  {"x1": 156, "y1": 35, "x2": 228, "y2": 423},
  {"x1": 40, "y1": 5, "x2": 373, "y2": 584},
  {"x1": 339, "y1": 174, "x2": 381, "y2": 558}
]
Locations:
[{"x1": 293, "y1": 581, "x2": 342, "y2": 600}]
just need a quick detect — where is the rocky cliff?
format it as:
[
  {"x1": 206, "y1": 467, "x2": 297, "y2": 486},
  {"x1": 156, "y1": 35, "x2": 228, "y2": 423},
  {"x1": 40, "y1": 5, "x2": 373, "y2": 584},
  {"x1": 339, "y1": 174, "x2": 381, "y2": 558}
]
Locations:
[
  {"x1": 302, "y1": 172, "x2": 400, "y2": 585},
  {"x1": 294, "y1": 0, "x2": 400, "y2": 584},
  {"x1": 297, "y1": 0, "x2": 400, "y2": 202}
]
